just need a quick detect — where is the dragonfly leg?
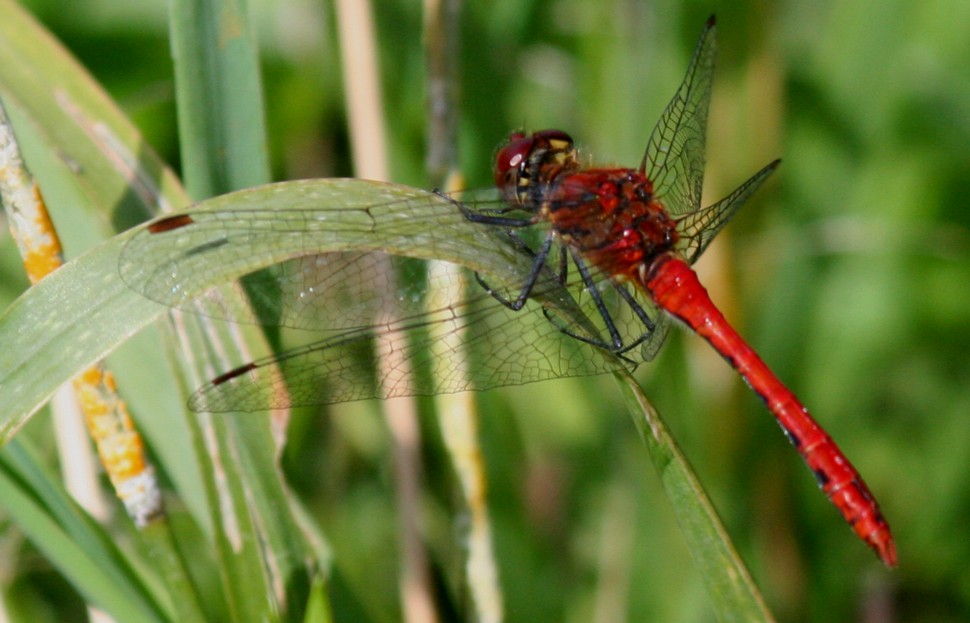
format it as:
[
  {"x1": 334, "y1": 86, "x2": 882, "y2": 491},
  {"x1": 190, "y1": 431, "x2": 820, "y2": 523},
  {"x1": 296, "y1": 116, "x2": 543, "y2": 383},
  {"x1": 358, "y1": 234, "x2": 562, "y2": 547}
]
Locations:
[
  {"x1": 569, "y1": 250, "x2": 625, "y2": 350},
  {"x1": 539, "y1": 250, "x2": 633, "y2": 360},
  {"x1": 539, "y1": 256, "x2": 656, "y2": 365},
  {"x1": 540, "y1": 303, "x2": 638, "y2": 366},
  {"x1": 436, "y1": 188, "x2": 537, "y2": 227},
  {"x1": 611, "y1": 283, "x2": 657, "y2": 356},
  {"x1": 437, "y1": 188, "x2": 558, "y2": 309},
  {"x1": 474, "y1": 231, "x2": 556, "y2": 311}
]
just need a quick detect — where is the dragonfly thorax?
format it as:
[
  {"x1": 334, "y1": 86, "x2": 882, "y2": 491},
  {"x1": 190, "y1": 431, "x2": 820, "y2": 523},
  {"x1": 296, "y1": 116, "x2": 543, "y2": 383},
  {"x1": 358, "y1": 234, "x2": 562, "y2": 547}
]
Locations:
[
  {"x1": 494, "y1": 130, "x2": 680, "y2": 279},
  {"x1": 544, "y1": 168, "x2": 680, "y2": 280}
]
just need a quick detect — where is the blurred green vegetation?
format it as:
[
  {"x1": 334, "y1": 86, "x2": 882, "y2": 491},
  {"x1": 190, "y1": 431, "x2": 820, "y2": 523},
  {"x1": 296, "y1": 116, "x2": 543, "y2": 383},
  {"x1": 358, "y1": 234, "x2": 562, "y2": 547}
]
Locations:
[{"x1": 1, "y1": 0, "x2": 968, "y2": 621}]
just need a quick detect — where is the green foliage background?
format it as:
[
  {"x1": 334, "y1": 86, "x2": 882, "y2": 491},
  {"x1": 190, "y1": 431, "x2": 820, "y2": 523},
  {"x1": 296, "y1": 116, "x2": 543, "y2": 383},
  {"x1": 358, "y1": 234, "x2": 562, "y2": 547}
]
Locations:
[{"x1": 1, "y1": 0, "x2": 968, "y2": 621}]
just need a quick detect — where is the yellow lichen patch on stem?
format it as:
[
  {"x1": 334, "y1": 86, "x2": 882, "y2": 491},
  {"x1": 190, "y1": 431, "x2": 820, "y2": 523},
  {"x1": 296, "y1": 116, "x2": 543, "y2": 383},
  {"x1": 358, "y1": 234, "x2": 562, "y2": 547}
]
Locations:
[{"x1": 1, "y1": 100, "x2": 163, "y2": 527}]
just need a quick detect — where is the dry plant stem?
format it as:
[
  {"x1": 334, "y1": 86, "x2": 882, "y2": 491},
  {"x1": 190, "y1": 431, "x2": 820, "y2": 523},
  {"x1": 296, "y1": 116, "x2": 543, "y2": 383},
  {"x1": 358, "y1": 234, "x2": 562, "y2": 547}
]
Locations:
[
  {"x1": 425, "y1": 0, "x2": 505, "y2": 619},
  {"x1": 430, "y1": 256, "x2": 504, "y2": 623},
  {"x1": 335, "y1": 1, "x2": 439, "y2": 621},
  {"x1": 49, "y1": 386, "x2": 111, "y2": 522},
  {"x1": 0, "y1": 98, "x2": 163, "y2": 527}
]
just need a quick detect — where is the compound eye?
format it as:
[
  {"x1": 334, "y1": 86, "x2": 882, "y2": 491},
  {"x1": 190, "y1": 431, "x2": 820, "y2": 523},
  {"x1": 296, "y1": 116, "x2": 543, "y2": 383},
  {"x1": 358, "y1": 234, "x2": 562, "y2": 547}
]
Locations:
[{"x1": 493, "y1": 134, "x2": 534, "y2": 189}]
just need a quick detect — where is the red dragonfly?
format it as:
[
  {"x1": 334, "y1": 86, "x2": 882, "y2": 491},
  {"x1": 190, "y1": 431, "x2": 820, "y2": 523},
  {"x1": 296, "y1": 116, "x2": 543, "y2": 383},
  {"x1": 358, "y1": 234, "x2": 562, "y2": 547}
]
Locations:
[{"x1": 121, "y1": 16, "x2": 895, "y2": 566}]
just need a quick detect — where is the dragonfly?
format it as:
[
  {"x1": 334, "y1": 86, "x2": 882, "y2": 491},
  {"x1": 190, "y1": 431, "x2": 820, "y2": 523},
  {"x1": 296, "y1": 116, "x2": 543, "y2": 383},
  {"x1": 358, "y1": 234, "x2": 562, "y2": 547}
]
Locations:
[{"x1": 120, "y1": 16, "x2": 895, "y2": 567}]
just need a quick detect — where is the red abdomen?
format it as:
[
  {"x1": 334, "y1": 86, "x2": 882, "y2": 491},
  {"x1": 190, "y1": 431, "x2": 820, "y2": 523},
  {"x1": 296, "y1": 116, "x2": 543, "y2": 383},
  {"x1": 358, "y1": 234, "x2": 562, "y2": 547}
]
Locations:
[{"x1": 644, "y1": 254, "x2": 897, "y2": 567}]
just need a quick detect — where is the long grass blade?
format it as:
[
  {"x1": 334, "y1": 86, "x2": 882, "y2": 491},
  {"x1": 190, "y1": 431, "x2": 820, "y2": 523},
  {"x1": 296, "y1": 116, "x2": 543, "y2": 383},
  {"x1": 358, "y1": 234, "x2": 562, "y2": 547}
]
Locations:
[{"x1": 614, "y1": 368, "x2": 774, "y2": 622}]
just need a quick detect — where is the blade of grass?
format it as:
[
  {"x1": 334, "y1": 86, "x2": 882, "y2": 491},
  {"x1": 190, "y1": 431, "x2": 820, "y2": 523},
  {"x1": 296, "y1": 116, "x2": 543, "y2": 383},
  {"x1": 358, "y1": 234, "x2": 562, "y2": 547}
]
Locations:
[
  {"x1": 302, "y1": 573, "x2": 333, "y2": 623},
  {"x1": 0, "y1": 439, "x2": 169, "y2": 623},
  {"x1": 424, "y1": 0, "x2": 504, "y2": 619},
  {"x1": 0, "y1": 0, "x2": 189, "y2": 226},
  {"x1": 0, "y1": 0, "x2": 205, "y2": 517},
  {"x1": 613, "y1": 368, "x2": 774, "y2": 622},
  {"x1": 168, "y1": 1, "x2": 317, "y2": 619},
  {"x1": 0, "y1": 175, "x2": 618, "y2": 441},
  {"x1": 168, "y1": 0, "x2": 271, "y2": 197},
  {"x1": 0, "y1": 4, "x2": 239, "y2": 621}
]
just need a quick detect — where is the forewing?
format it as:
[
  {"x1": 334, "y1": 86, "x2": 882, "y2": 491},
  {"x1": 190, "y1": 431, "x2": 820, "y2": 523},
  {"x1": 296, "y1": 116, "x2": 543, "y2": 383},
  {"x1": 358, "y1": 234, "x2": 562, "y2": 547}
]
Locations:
[
  {"x1": 640, "y1": 16, "x2": 716, "y2": 216},
  {"x1": 118, "y1": 183, "x2": 504, "y2": 332}
]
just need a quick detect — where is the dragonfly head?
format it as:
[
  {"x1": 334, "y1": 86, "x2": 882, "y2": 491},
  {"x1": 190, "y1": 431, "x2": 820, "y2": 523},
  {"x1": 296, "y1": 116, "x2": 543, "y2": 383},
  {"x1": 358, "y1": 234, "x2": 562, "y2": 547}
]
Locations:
[{"x1": 494, "y1": 129, "x2": 576, "y2": 204}]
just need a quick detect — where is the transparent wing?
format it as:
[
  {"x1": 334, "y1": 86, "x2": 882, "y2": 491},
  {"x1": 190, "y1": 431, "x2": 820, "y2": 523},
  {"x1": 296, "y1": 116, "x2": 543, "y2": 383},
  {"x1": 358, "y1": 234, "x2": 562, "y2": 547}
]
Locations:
[
  {"x1": 187, "y1": 259, "x2": 631, "y2": 411},
  {"x1": 119, "y1": 180, "x2": 651, "y2": 411},
  {"x1": 119, "y1": 183, "x2": 511, "y2": 331},
  {"x1": 640, "y1": 15, "x2": 716, "y2": 216},
  {"x1": 676, "y1": 159, "x2": 781, "y2": 263}
]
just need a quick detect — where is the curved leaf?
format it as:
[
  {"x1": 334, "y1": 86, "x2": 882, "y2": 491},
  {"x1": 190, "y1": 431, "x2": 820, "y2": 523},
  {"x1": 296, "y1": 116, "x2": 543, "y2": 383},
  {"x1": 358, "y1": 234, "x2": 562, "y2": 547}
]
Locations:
[{"x1": 0, "y1": 178, "x2": 608, "y2": 436}]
